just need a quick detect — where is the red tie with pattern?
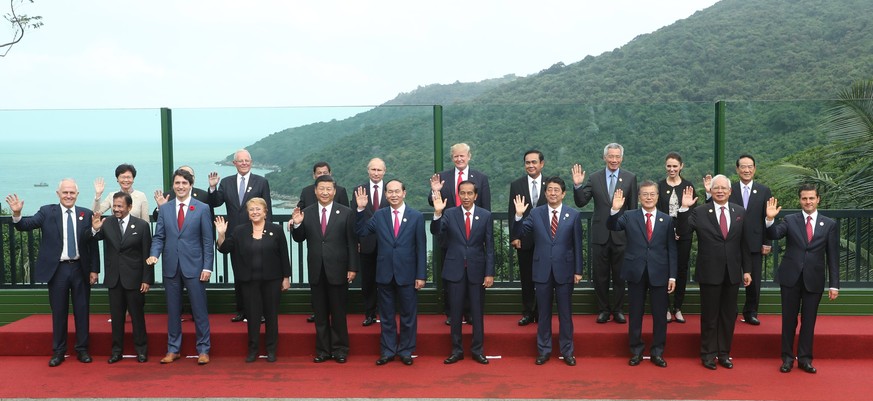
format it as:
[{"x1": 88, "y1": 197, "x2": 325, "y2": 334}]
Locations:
[
  {"x1": 645, "y1": 212, "x2": 653, "y2": 242},
  {"x1": 456, "y1": 171, "x2": 464, "y2": 207},
  {"x1": 719, "y1": 206, "x2": 728, "y2": 239},
  {"x1": 551, "y1": 210, "x2": 558, "y2": 238},
  {"x1": 393, "y1": 210, "x2": 400, "y2": 237},
  {"x1": 806, "y1": 216, "x2": 813, "y2": 242},
  {"x1": 372, "y1": 185, "x2": 380, "y2": 211},
  {"x1": 465, "y1": 211, "x2": 471, "y2": 240},
  {"x1": 177, "y1": 203, "x2": 185, "y2": 230},
  {"x1": 321, "y1": 207, "x2": 327, "y2": 236}
]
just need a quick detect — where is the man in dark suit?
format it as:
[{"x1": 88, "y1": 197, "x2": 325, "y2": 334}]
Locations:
[
  {"x1": 677, "y1": 175, "x2": 752, "y2": 370},
  {"x1": 573, "y1": 143, "x2": 638, "y2": 324},
  {"x1": 431, "y1": 181, "x2": 495, "y2": 365},
  {"x1": 508, "y1": 150, "x2": 547, "y2": 326},
  {"x1": 607, "y1": 181, "x2": 677, "y2": 368},
  {"x1": 291, "y1": 175, "x2": 360, "y2": 364},
  {"x1": 429, "y1": 143, "x2": 491, "y2": 325},
  {"x1": 512, "y1": 176, "x2": 584, "y2": 366},
  {"x1": 92, "y1": 191, "x2": 154, "y2": 364},
  {"x1": 148, "y1": 169, "x2": 214, "y2": 365},
  {"x1": 765, "y1": 184, "x2": 840, "y2": 374},
  {"x1": 351, "y1": 157, "x2": 388, "y2": 327},
  {"x1": 354, "y1": 180, "x2": 426, "y2": 366},
  {"x1": 208, "y1": 149, "x2": 272, "y2": 322},
  {"x1": 297, "y1": 161, "x2": 350, "y2": 324},
  {"x1": 6, "y1": 179, "x2": 100, "y2": 367},
  {"x1": 732, "y1": 154, "x2": 772, "y2": 325}
]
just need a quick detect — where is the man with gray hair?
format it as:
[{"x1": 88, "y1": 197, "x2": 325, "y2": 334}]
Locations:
[{"x1": 677, "y1": 174, "x2": 752, "y2": 370}]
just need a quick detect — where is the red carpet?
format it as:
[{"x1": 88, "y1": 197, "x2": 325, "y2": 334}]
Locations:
[{"x1": 1, "y1": 314, "x2": 872, "y2": 399}]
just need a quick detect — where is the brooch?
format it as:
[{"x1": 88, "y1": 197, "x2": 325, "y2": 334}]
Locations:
[
  {"x1": 246, "y1": 187, "x2": 252, "y2": 193},
  {"x1": 475, "y1": 216, "x2": 479, "y2": 220},
  {"x1": 78, "y1": 212, "x2": 84, "y2": 220},
  {"x1": 335, "y1": 210, "x2": 340, "y2": 215},
  {"x1": 130, "y1": 225, "x2": 135, "y2": 229},
  {"x1": 819, "y1": 222, "x2": 824, "y2": 226},
  {"x1": 403, "y1": 218, "x2": 407, "y2": 223},
  {"x1": 189, "y1": 205, "x2": 195, "y2": 211},
  {"x1": 658, "y1": 218, "x2": 663, "y2": 222},
  {"x1": 753, "y1": 189, "x2": 758, "y2": 194}
]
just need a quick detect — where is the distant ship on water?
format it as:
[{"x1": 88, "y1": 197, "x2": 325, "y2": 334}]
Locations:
[{"x1": 33, "y1": 182, "x2": 48, "y2": 187}]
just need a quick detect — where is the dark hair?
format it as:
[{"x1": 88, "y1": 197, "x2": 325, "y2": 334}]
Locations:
[
  {"x1": 172, "y1": 168, "x2": 194, "y2": 185},
  {"x1": 665, "y1": 151, "x2": 683, "y2": 164},
  {"x1": 458, "y1": 180, "x2": 478, "y2": 194},
  {"x1": 523, "y1": 149, "x2": 544, "y2": 162},
  {"x1": 639, "y1": 180, "x2": 658, "y2": 191},
  {"x1": 314, "y1": 174, "x2": 336, "y2": 188},
  {"x1": 544, "y1": 176, "x2": 566, "y2": 192},
  {"x1": 115, "y1": 163, "x2": 137, "y2": 178},
  {"x1": 736, "y1": 154, "x2": 756, "y2": 167},
  {"x1": 312, "y1": 161, "x2": 331, "y2": 174},
  {"x1": 386, "y1": 179, "x2": 405, "y2": 191},
  {"x1": 798, "y1": 183, "x2": 819, "y2": 197},
  {"x1": 112, "y1": 191, "x2": 132, "y2": 206}
]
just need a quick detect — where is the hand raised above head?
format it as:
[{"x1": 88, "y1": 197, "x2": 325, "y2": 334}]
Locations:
[
  {"x1": 291, "y1": 207, "x2": 303, "y2": 226},
  {"x1": 432, "y1": 193, "x2": 447, "y2": 216},
  {"x1": 429, "y1": 174, "x2": 444, "y2": 192},
  {"x1": 354, "y1": 186, "x2": 369, "y2": 209},
  {"x1": 571, "y1": 164, "x2": 586, "y2": 186},
  {"x1": 681, "y1": 186, "x2": 698, "y2": 208},
  {"x1": 765, "y1": 197, "x2": 781, "y2": 220},
  {"x1": 512, "y1": 194, "x2": 529, "y2": 217},
  {"x1": 611, "y1": 188, "x2": 625, "y2": 211},
  {"x1": 5, "y1": 194, "x2": 23, "y2": 214},
  {"x1": 214, "y1": 216, "x2": 228, "y2": 234},
  {"x1": 207, "y1": 172, "x2": 220, "y2": 187},
  {"x1": 153, "y1": 189, "x2": 168, "y2": 206},
  {"x1": 703, "y1": 174, "x2": 713, "y2": 194},
  {"x1": 93, "y1": 177, "x2": 105, "y2": 196}
]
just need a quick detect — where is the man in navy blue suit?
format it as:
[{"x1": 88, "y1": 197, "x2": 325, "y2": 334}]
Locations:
[
  {"x1": 512, "y1": 176, "x2": 584, "y2": 366},
  {"x1": 431, "y1": 180, "x2": 495, "y2": 365},
  {"x1": 7, "y1": 179, "x2": 100, "y2": 367},
  {"x1": 765, "y1": 184, "x2": 840, "y2": 374},
  {"x1": 148, "y1": 169, "x2": 214, "y2": 365},
  {"x1": 354, "y1": 179, "x2": 426, "y2": 366},
  {"x1": 607, "y1": 181, "x2": 677, "y2": 368}
]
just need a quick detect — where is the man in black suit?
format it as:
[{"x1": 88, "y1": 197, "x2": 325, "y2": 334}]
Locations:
[
  {"x1": 6, "y1": 179, "x2": 100, "y2": 367},
  {"x1": 573, "y1": 143, "x2": 638, "y2": 324},
  {"x1": 429, "y1": 142, "x2": 491, "y2": 325},
  {"x1": 351, "y1": 157, "x2": 388, "y2": 327},
  {"x1": 732, "y1": 154, "x2": 772, "y2": 325},
  {"x1": 208, "y1": 149, "x2": 272, "y2": 322},
  {"x1": 607, "y1": 182, "x2": 676, "y2": 368},
  {"x1": 508, "y1": 150, "x2": 547, "y2": 326},
  {"x1": 765, "y1": 184, "x2": 840, "y2": 374},
  {"x1": 291, "y1": 175, "x2": 360, "y2": 363},
  {"x1": 91, "y1": 191, "x2": 154, "y2": 364},
  {"x1": 431, "y1": 181, "x2": 495, "y2": 365},
  {"x1": 678, "y1": 175, "x2": 752, "y2": 370}
]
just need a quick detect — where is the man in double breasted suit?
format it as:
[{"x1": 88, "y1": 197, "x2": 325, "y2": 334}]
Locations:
[
  {"x1": 6, "y1": 179, "x2": 100, "y2": 367},
  {"x1": 149, "y1": 169, "x2": 214, "y2": 365},
  {"x1": 208, "y1": 149, "x2": 271, "y2": 322},
  {"x1": 512, "y1": 176, "x2": 584, "y2": 366},
  {"x1": 92, "y1": 191, "x2": 154, "y2": 363},
  {"x1": 677, "y1": 175, "x2": 752, "y2": 370},
  {"x1": 765, "y1": 184, "x2": 840, "y2": 374},
  {"x1": 431, "y1": 180, "x2": 495, "y2": 364},
  {"x1": 291, "y1": 175, "x2": 359, "y2": 363},
  {"x1": 355, "y1": 179, "x2": 426, "y2": 366},
  {"x1": 607, "y1": 181, "x2": 677, "y2": 368},
  {"x1": 352, "y1": 158, "x2": 389, "y2": 327}
]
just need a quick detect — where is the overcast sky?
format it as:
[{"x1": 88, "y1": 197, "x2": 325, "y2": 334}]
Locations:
[{"x1": 1, "y1": 0, "x2": 719, "y2": 110}]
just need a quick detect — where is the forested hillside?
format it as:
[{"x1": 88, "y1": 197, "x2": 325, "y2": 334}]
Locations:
[{"x1": 238, "y1": 0, "x2": 873, "y2": 211}]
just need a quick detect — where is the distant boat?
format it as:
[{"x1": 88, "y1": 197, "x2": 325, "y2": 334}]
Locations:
[{"x1": 33, "y1": 182, "x2": 48, "y2": 187}]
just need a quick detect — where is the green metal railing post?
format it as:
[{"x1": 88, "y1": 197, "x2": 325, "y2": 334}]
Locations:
[
  {"x1": 433, "y1": 105, "x2": 445, "y2": 312},
  {"x1": 160, "y1": 108, "x2": 174, "y2": 191},
  {"x1": 714, "y1": 101, "x2": 726, "y2": 175}
]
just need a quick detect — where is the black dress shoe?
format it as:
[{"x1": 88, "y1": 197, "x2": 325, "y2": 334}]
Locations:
[
  {"x1": 613, "y1": 312, "x2": 627, "y2": 324},
  {"x1": 246, "y1": 351, "x2": 258, "y2": 363},
  {"x1": 334, "y1": 354, "x2": 347, "y2": 364},
  {"x1": 596, "y1": 311, "x2": 610, "y2": 324},
  {"x1": 629, "y1": 354, "x2": 643, "y2": 366},
  {"x1": 535, "y1": 354, "x2": 550, "y2": 365},
  {"x1": 362, "y1": 316, "x2": 377, "y2": 326},
  {"x1": 445, "y1": 316, "x2": 451, "y2": 326},
  {"x1": 563, "y1": 355, "x2": 576, "y2": 366},
  {"x1": 77, "y1": 351, "x2": 92, "y2": 363},
  {"x1": 651, "y1": 355, "x2": 667, "y2": 368},
  {"x1": 313, "y1": 354, "x2": 332, "y2": 363},
  {"x1": 48, "y1": 353, "x2": 65, "y2": 367},
  {"x1": 718, "y1": 357, "x2": 733, "y2": 369},
  {"x1": 463, "y1": 315, "x2": 472, "y2": 325},
  {"x1": 798, "y1": 362, "x2": 817, "y2": 374},
  {"x1": 472, "y1": 354, "x2": 489, "y2": 364},
  {"x1": 231, "y1": 313, "x2": 245, "y2": 322},
  {"x1": 266, "y1": 352, "x2": 277, "y2": 363},
  {"x1": 743, "y1": 314, "x2": 761, "y2": 325},
  {"x1": 306, "y1": 314, "x2": 316, "y2": 323},
  {"x1": 375, "y1": 355, "x2": 395, "y2": 365},
  {"x1": 444, "y1": 354, "x2": 464, "y2": 364},
  {"x1": 518, "y1": 315, "x2": 535, "y2": 326},
  {"x1": 780, "y1": 360, "x2": 793, "y2": 373},
  {"x1": 108, "y1": 353, "x2": 123, "y2": 364},
  {"x1": 702, "y1": 359, "x2": 717, "y2": 370},
  {"x1": 400, "y1": 355, "x2": 414, "y2": 365},
  {"x1": 137, "y1": 354, "x2": 148, "y2": 363},
  {"x1": 260, "y1": 316, "x2": 266, "y2": 324}
]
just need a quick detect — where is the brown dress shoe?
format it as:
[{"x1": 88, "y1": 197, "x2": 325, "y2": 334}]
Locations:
[
  {"x1": 160, "y1": 353, "x2": 181, "y2": 364},
  {"x1": 198, "y1": 353, "x2": 210, "y2": 365}
]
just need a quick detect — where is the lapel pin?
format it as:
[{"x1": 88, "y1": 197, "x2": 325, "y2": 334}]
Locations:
[
  {"x1": 753, "y1": 189, "x2": 758, "y2": 194},
  {"x1": 246, "y1": 187, "x2": 252, "y2": 193},
  {"x1": 403, "y1": 218, "x2": 407, "y2": 223},
  {"x1": 335, "y1": 210, "x2": 340, "y2": 214},
  {"x1": 708, "y1": 209, "x2": 713, "y2": 213},
  {"x1": 659, "y1": 218, "x2": 663, "y2": 222},
  {"x1": 269, "y1": 231, "x2": 274, "y2": 236},
  {"x1": 819, "y1": 221, "x2": 824, "y2": 226},
  {"x1": 666, "y1": 189, "x2": 671, "y2": 194},
  {"x1": 475, "y1": 216, "x2": 479, "y2": 220},
  {"x1": 130, "y1": 225, "x2": 135, "y2": 229},
  {"x1": 618, "y1": 177, "x2": 623, "y2": 182}
]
